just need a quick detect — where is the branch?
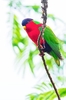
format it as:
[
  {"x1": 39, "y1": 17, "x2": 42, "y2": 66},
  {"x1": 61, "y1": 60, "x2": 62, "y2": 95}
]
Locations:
[{"x1": 37, "y1": 0, "x2": 61, "y2": 100}]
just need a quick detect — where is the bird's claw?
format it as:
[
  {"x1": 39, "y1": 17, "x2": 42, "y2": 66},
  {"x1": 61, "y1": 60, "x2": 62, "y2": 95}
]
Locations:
[
  {"x1": 40, "y1": 44, "x2": 45, "y2": 51},
  {"x1": 38, "y1": 44, "x2": 45, "y2": 56},
  {"x1": 39, "y1": 52, "x2": 45, "y2": 56}
]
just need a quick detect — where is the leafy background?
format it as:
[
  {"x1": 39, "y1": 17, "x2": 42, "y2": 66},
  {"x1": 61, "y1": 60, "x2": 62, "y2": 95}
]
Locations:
[{"x1": 0, "y1": 0, "x2": 66, "y2": 100}]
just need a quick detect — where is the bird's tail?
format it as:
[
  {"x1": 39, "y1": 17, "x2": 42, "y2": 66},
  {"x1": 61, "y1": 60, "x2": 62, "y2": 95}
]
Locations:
[
  {"x1": 54, "y1": 59, "x2": 60, "y2": 66},
  {"x1": 50, "y1": 51, "x2": 63, "y2": 66}
]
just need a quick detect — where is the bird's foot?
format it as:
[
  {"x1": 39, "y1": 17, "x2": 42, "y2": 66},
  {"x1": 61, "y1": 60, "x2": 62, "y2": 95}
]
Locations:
[
  {"x1": 39, "y1": 47, "x2": 45, "y2": 56},
  {"x1": 42, "y1": 43, "x2": 45, "y2": 49},
  {"x1": 38, "y1": 44, "x2": 45, "y2": 56},
  {"x1": 39, "y1": 52, "x2": 45, "y2": 56},
  {"x1": 40, "y1": 44, "x2": 45, "y2": 51}
]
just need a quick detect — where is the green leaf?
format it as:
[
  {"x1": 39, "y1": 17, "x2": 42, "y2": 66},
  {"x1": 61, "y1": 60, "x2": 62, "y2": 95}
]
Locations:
[
  {"x1": 27, "y1": 88, "x2": 66, "y2": 100},
  {"x1": 26, "y1": 5, "x2": 40, "y2": 12},
  {"x1": 32, "y1": 5, "x2": 40, "y2": 12},
  {"x1": 48, "y1": 14, "x2": 56, "y2": 21},
  {"x1": 8, "y1": 0, "x2": 13, "y2": 7},
  {"x1": 27, "y1": 51, "x2": 35, "y2": 73}
]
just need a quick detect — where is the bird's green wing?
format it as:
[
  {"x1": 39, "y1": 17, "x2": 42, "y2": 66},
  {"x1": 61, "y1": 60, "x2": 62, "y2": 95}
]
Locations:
[
  {"x1": 33, "y1": 20, "x2": 40, "y2": 24},
  {"x1": 33, "y1": 20, "x2": 62, "y2": 59},
  {"x1": 42, "y1": 26, "x2": 62, "y2": 59}
]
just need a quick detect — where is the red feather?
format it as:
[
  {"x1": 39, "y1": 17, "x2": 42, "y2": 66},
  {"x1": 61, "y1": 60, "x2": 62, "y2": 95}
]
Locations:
[{"x1": 25, "y1": 21, "x2": 45, "y2": 45}]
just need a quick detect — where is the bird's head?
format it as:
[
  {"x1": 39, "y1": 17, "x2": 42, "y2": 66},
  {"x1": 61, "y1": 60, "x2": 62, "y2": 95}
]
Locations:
[{"x1": 22, "y1": 18, "x2": 33, "y2": 30}]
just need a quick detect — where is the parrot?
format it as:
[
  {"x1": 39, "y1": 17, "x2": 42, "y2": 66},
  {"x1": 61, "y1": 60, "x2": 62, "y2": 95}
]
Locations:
[{"x1": 21, "y1": 18, "x2": 63, "y2": 66}]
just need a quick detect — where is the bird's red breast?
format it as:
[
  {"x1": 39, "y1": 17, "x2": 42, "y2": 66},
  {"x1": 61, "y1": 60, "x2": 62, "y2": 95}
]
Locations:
[{"x1": 24, "y1": 21, "x2": 45, "y2": 45}]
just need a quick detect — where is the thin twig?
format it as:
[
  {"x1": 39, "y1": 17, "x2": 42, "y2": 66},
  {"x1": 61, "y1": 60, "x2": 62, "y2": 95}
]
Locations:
[
  {"x1": 37, "y1": 0, "x2": 61, "y2": 100},
  {"x1": 41, "y1": 56, "x2": 61, "y2": 100}
]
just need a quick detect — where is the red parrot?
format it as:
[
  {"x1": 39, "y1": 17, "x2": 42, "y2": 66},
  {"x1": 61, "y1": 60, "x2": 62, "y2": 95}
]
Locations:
[{"x1": 22, "y1": 18, "x2": 63, "y2": 66}]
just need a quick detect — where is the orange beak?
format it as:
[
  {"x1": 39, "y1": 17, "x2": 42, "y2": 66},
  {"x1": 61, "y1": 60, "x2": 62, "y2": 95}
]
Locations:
[{"x1": 23, "y1": 26, "x2": 26, "y2": 30}]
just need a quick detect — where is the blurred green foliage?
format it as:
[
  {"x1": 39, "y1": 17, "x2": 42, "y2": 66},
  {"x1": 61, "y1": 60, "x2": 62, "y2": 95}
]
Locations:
[
  {"x1": 12, "y1": 15, "x2": 28, "y2": 53},
  {"x1": 8, "y1": 0, "x2": 66, "y2": 100},
  {"x1": 26, "y1": 5, "x2": 40, "y2": 12},
  {"x1": 27, "y1": 88, "x2": 66, "y2": 100}
]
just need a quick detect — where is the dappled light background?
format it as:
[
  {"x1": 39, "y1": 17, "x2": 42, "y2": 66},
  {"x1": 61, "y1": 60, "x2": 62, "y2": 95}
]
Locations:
[{"x1": 0, "y1": 0, "x2": 66, "y2": 100}]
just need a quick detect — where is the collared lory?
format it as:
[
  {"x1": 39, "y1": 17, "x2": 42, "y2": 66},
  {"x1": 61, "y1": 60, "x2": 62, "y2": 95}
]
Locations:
[{"x1": 22, "y1": 18, "x2": 63, "y2": 66}]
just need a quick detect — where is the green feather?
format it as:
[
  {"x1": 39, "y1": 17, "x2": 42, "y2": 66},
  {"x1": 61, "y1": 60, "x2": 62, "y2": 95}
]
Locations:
[
  {"x1": 33, "y1": 20, "x2": 62, "y2": 65},
  {"x1": 50, "y1": 51, "x2": 60, "y2": 66},
  {"x1": 43, "y1": 26, "x2": 62, "y2": 60},
  {"x1": 33, "y1": 20, "x2": 40, "y2": 24}
]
